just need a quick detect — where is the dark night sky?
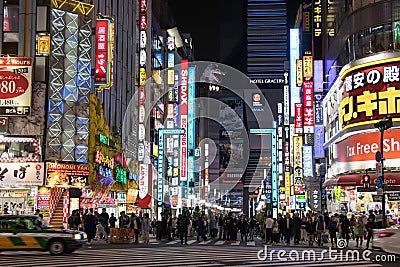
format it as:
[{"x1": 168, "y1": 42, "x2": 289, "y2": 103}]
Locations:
[
  {"x1": 168, "y1": 0, "x2": 301, "y2": 69},
  {"x1": 168, "y1": 0, "x2": 301, "y2": 117}
]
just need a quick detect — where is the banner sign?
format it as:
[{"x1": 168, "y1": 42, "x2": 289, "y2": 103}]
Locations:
[
  {"x1": 188, "y1": 66, "x2": 195, "y2": 150},
  {"x1": 294, "y1": 103, "x2": 303, "y2": 134},
  {"x1": 46, "y1": 163, "x2": 88, "y2": 187},
  {"x1": 293, "y1": 136, "x2": 303, "y2": 184},
  {"x1": 180, "y1": 59, "x2": 188, "y2": 182},
  {"x1": 303, "y1": 81, "x2": 314, "y2": 107},
  {"x1": 0, "y1": 162, "x2": 44, "y2": 186},
  {"x1": 95, "y1": 18, "x2": 114, "y2": 90},
  {"x1": 340, "y1": 61, "x2": 400, "y2": 127},
  {"x1": 0, "y1": 57, "x2": 33, "y2": 116}
]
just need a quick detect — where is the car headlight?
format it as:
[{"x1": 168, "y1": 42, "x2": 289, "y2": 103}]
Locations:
[{"x1": 74, "y1": 234, "x2": 81, "y2": 240}]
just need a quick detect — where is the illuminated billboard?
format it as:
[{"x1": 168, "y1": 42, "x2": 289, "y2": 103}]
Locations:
[
  {"x1": 0, "y1": 57, "x2": 33, "y2": 116},
  {"x1": 95, "y1": 17, "x2": 114, "y2": 90},
  {"x1": 290, "y1": 29, "x2": 301, "y2": 117},
  {"x1": 340, "y1": 61, "x2": 400, "y2": 128},
  {"x1": 180, "y1": 59, "x2": 188, "y2": 181}
]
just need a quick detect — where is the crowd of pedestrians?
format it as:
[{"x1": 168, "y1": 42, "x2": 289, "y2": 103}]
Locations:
[
  {"x1": 261, "y1": 210, "x2": 378, "y2": 249},
  {"x1": 64, "y1": 207, "x2": 381, "y2": 249}
]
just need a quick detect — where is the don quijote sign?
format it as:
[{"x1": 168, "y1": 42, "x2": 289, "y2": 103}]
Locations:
[
  {"x1": 340, "y1": 61, "x2": 400, "y2": 127},
  {"x1": 0, "y1": 57, "x2": 33, "y2": 116}
]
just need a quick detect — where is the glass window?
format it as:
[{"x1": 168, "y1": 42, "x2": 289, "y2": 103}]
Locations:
[
  {"x1": 0, "y1": 140, "x2": 38, "y2": 160},
  {"x1": 3, "y1": 6, "x2": 19, "y2": 32}
]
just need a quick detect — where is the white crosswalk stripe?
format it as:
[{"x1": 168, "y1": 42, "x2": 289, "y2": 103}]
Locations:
[
  {"x1": 187, "y1": 239, "x2": 197, "y2": 244},
  {"x1": 0, "y1": 246, "x2": 385, "y2": 267},
  {"x1": 166, "y1": 240, "x2": 180, "y2": 245},
  {"x1": 215, "y1": 240, "x2": 225, "y2": 245},
  {"x1": 247, "y1": 241, "x2": 255, "y2": 246},
  {"x1": 199, "y1": 239, "x2": 213, "y2": 245}
]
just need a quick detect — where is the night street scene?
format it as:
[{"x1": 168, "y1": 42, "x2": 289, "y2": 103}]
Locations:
[{"x1": 1, "y1": 0, "x2": 400, "y2": 266}]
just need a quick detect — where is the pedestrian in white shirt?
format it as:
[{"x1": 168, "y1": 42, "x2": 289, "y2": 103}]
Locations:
[{"x1": 264, "y1": 215, "x2": 274, "y2": 244}]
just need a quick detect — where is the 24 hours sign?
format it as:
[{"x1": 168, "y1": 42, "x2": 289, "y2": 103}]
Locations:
[{"x1": 0, "y1": 57, "x2": 32, "y2": 116}]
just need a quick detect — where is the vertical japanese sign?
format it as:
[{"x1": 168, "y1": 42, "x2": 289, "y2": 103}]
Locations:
[
  {"x1": 272, "y1": 121, "x2": 278, "y2": 217},
  {"x1": 188, "y1": 66, "x2": 195, "y2": 150},
  {"x1": 180, "y1": 59, "x2": 188, "y2": 182},
  {"x1": 95, "y1": 17, "x2": 114, "y2": 90},
  {"x1": 303, "y1": 55, "x2": 313, "y2": 80},
  {"x1": 303, "y1": 81, "x2": 314, "y2": 107},
  {"x1": 0, "y1": 57, "x2": 33, "y2": 116},
  {"x1": 294, "y1": 103, "x2": 303, "y2": 134},
  {"x1": 293, "y1": 136, "x2": 303, "y2": 186}
]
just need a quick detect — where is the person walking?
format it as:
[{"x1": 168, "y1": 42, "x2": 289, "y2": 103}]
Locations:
[
  {"x1": 339, "y1": 214, "x2": 350, "y2": 247},
  {"x1": 94, "y1": 213, "x2": 108, "y2": 241},
  {"x1": 167, "y1": 214, "x2": 173, "y2": 241},
  {"x1": 264, "y1": 214, "x2": 274, "y2": 244},
  {"x1": 365, "y1": 216, "x2": 377, "y2": 249},
  {"x1": 300, "y1": 216, "x2": 308, "y2": 245},
  {"x1": 315, "y1": 215, "x2": 325, "y2": 246},
  {"x1": 282, "y1": 213, "x2": 293, "y2": 245},
  {"x1": 142, "y1": 213, "x2": 151, "y2": 244},
  {"x1": 272, "y1": 218, "x2": 280, "y2": 244},
  {"x1": 248, "y1": 216, "x2": 256, "y2": 241},
  {"x1": 327, "y1": 215, "x2": 338, "y2": 247},
  {"x1": 178, "y1": 212, "x2": 190, "y2": 245},
  {"x1": 119, "y1": 211, "x2": 130, "y2": 228},
  {"x1": 172, "y1": 216, "x2": 178, "y2": 239},
  {"x1": 68, "y1": 210, "x2": 81, "y2": 230},
  {"x1": 130, "y1": 214, "x2": 142, "y2": 244},
  {"x1": 354, "y1": 216, "x2": 365, "y2": 248},
  {"x1": 83, "y1": 208, "x2": 96, "y2": 247},
  {"x1": 218, "y1": 214, "x2": 224, "y2": 240},
  {"x1": 109, "y1": 213, "x2": 117, "y2": 229},
  {"x1": 197, "y1": 215, "x2": 208, "y2": 241},
  {"x1": 238, "y1": 214, "x2": 248, "y2": 242},
  {"x1": 305, "y1": 216, "x2": 315, "y2": 247},
  {"x1": 292, "y1": 212, "x2": 302, "y2": 245},
  {"x1": 209, "y1": 213, "x2": 218, "y2": 239},
  {"x1": 99, "y1": 208, "x2": 110, "y2": 235}
]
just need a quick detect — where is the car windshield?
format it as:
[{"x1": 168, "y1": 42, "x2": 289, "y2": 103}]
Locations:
[{"x1": 35, "y1": 218, "x2": 49, "y2": 229}]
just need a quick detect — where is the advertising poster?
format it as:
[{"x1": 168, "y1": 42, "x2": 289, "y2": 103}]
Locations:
[
  {"x1": 46, "y1": 163, "x2": 89, "y2": 187},
  {"x1": 0, "y1": 57, "x2": 33, "y2": 116}
]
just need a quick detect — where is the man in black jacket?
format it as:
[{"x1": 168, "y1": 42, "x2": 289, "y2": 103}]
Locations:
[
  {"x1": 292, "y1": 212, "x2": 302, "y2": 244},
  {"x1": 282, "y1": 213, "x2": 293, "y2": 245},
  {"x1": 178, "y1": 211, "x2": 190, "y2": 245}
]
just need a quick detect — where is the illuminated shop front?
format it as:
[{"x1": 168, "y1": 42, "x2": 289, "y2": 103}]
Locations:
[
  {"x1": 0, "y1": 137, "x2": 44, "y2": 215},
  {"x1": 323, "y1": 52, "x2": 400, "y2": 218}
]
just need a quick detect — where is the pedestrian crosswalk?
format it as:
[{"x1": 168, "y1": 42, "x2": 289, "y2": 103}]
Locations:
[
  {"x1": 158, "y1": 238, "x2": 257, "y2": 246},
  {"x1": 0, "y1": 246, "x2": 386, "y2": 267}
]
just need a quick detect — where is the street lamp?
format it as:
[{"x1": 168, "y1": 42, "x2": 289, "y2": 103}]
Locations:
[{"x1": 374, "y1": 117, "x2": 393, "y2": 228}]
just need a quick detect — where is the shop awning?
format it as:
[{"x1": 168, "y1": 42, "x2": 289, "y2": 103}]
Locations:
[
  {"x1": 138, "y1": 194, "x2": 152, "y2": 209},
  {"x1": 323, "y1": 173, "x2": 400, "y2": 188}
]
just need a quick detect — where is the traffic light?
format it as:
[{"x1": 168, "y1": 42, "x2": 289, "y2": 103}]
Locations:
[
  {"x1": 363, "y1": 174, "x2": 370, "y2": 189},
  {"x1": 374, "y1": 118, "x2": 393, "y2": 131}
]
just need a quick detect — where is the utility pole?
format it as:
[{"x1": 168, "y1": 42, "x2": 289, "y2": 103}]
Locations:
[{"x1": 374, "y1": 118, "x2": 393, "y2": 228}]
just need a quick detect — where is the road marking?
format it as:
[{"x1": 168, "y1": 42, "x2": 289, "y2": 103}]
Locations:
[
  {"x1": 187, "y1": 240, "x2": 197, "y2": 244},
  {"x1": 166, "y1": 240, "x2": 180, "y2": 245},
  {"x1": 199, "y1": 240, "x2": 213, "y2": 245},
  {"x1": 215, "y1": 240, "x2": 225, "y2": 245},
  {"x1": 231, "y1": 241, "x2": 240, "y2": 246},
  {"x1": 247, "y1": 241, "x2": 255, "y2": 246}
]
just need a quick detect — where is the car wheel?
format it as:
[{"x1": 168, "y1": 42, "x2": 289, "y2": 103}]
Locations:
[{"x1": 49, "y1": 239, "x2": 65, "y2": 256}]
